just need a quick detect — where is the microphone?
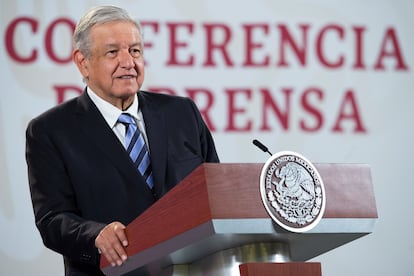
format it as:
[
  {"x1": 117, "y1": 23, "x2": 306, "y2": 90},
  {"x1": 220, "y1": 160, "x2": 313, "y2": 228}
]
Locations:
[
  {"x1": 252, "y1": 139, "x2": 273, "y2": 156},
  {"x1": 184, "y1": 141, "x2": 205, "y2": 162}
]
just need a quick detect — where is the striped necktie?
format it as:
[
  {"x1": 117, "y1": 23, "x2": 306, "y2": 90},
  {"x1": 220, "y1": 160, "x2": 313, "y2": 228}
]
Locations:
[{"x1": 117, "y1": 113, "x2": 154, "y2": 189}]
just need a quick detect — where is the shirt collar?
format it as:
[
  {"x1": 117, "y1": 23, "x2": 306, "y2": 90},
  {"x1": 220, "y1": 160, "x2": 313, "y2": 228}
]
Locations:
[{"x1": 86, "y1": 87, "x2": 139, "y2": 128}]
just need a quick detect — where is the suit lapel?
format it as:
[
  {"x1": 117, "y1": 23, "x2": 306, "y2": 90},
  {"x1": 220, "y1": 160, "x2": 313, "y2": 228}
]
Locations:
[{"x1": 75, "y1": 91, "x2": 153, "y2": 197}]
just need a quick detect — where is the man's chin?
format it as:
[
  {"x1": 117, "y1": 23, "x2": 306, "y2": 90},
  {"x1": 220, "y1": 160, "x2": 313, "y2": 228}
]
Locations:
[{"x1": 117, "y1": 87, "x2": 139, "y2": 97}]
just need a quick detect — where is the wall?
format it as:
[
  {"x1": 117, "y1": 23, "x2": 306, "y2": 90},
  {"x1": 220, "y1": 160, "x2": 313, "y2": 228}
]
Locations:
[{"x1": 1, "y1": 0, "x2": 413, "y2": 275}]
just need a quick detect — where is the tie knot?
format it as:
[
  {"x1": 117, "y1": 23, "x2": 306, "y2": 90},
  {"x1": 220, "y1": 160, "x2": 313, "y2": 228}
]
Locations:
[{"x1": 117, "y1": 113, "x2": 136, "y2": 126}]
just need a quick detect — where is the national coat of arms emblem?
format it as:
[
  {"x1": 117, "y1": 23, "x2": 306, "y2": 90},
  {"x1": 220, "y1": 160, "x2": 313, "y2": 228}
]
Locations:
[{"x1": 259, "y1": 151, "x2": 326, "y2": 232}]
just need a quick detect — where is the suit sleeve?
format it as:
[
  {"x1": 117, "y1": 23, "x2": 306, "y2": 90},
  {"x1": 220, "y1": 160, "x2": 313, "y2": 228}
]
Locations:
[{"x1": 25, "y1": 117, "x2": 105, "y2": 266}]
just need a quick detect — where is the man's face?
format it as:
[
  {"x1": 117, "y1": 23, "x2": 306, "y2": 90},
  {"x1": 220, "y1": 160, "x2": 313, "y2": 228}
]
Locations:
[{"x1": 75, "y1": 21, "x2": 145, "y2": 106}]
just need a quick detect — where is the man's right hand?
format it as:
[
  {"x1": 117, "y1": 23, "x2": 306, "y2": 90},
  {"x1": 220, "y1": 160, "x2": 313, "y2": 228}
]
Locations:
[{"x1": 95, "y1": 221, "x2": 129, "y2": 267}]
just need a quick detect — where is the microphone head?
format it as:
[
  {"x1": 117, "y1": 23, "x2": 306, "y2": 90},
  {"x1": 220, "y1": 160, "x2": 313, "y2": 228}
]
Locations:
[{"x1": 252, "y1": 139, "x2": 268, "y2": 152}]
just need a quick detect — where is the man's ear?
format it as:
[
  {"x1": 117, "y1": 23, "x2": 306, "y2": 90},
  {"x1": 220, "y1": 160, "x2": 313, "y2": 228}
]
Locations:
[{"x1": 73, "y1": 50, "x2": 89, "y2": 79}]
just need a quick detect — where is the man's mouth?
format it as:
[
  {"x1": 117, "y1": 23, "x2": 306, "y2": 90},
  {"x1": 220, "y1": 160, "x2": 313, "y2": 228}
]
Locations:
[{"x1": 118, "y1": 75, "x2": 136, "y2": 79}]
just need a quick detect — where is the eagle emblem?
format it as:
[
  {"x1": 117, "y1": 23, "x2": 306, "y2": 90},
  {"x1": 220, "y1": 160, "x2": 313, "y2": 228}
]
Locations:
[{"x1": 260, "y1": 151, "x2": 325, "y2": 232}]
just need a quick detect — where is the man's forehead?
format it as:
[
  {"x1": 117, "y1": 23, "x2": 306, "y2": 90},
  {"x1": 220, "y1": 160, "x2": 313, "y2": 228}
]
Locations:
[
  {"x1": 90, "y1": 23, "x2": 142, "y2": 42},
  {"x1": 90, "y1": 21, "x2": 141, "y2": 35}
]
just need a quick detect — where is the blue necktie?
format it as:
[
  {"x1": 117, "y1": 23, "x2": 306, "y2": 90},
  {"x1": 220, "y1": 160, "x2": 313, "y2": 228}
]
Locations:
[{"x1": 117, "y1": 113, "x2": 154, "y2": 189}]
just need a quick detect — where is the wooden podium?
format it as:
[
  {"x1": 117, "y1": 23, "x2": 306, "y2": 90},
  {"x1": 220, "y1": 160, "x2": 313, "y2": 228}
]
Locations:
[{"x1": 101, "y1": 163, "x2": 377, "y2": 275}]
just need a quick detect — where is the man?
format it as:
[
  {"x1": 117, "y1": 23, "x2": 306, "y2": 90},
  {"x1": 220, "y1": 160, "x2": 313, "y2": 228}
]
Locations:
[{"x1": 25, "y1": 5, "x2": 219, "y2": 275}]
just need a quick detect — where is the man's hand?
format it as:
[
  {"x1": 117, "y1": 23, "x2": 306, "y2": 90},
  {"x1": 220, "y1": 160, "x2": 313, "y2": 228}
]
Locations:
[{"x1": 95, "y1": 221, "x2": 128, "y2": 267}]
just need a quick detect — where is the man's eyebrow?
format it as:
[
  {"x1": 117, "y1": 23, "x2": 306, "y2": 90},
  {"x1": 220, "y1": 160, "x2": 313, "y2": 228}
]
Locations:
[
  {"x1": 103, "y1": 43, "x2": 119, "y2": 49},
  {"x1": 104, "y1": 42, "x2": 142, "y2": 48},
  {"x1": 130, "y1": 42, "x2": 142, "y2": 48}
]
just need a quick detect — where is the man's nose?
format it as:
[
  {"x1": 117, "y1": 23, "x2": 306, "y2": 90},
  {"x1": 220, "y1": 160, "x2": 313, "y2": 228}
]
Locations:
[{"x1": 118, "y1": 51, "x2": 135, "y2": 68}]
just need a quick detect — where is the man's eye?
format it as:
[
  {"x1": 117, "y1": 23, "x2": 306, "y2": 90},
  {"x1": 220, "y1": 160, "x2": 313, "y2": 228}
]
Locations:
[
  {"x1": 130, "y1": 48, "x2": 142, "y2": 57},
  {"x1": 107, "y1": 50, "x2": 117, "y2": 56}
]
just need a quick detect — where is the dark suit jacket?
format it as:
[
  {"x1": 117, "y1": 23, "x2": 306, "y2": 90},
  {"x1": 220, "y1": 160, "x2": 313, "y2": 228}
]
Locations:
[{"x1": 25, "y1": 90, "x2": 219, "y2": 275}]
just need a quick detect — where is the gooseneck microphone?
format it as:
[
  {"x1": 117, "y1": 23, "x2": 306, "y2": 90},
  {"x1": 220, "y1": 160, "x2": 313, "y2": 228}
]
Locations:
[{"x1": 252, "y1": 139, "x2": 273, "y2": 156}]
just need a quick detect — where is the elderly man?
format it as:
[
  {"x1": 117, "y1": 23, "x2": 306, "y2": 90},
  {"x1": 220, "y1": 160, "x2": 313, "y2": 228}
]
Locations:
[{"x1": 26, "y1": 5, "x2": 219, "y2": 275}]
